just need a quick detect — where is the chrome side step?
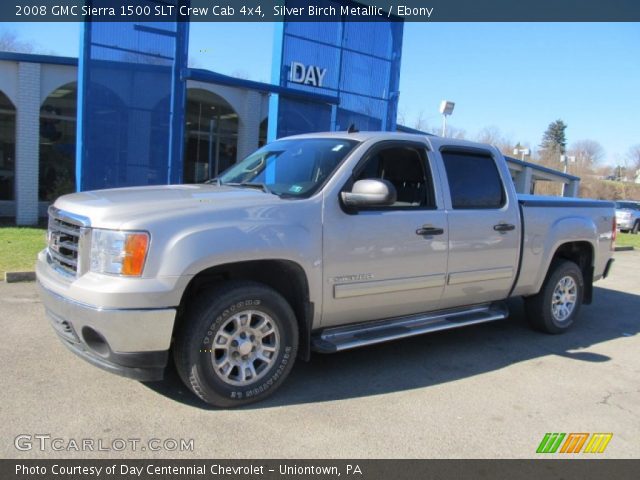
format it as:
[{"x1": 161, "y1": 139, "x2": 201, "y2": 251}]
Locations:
[{"x1": 312, "y1": 303, "x2": 509, "y2": 353}]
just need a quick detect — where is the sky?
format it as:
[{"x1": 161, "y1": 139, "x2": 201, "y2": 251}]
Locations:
[{"x1": 3, "y1": 21, "x2": 639, "y2": 166}]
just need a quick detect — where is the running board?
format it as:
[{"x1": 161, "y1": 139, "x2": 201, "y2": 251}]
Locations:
[{"x1": 312, "y1": 303, "x2": 509, "y2": 353}]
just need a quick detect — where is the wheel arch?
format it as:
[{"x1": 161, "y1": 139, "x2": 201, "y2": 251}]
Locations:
[
  {"x1": 175, "y1": 259, "x2": 313, "y2": 361},
  {"x1": 545, "y1": 241, "x2": 595, "y2": 304}
]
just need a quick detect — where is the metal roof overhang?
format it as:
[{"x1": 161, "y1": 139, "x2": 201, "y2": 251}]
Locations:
[
  {"x1": 506, "y1": 156, "x2": 580, "y2": 184},
  {"x1": 185, "y1": 68, "x2": 339, "y2": 105}
]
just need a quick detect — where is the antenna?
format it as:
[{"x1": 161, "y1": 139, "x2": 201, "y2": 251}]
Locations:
[{"x1": 347, "y1": 123, "x2": 358, "y2": 133}]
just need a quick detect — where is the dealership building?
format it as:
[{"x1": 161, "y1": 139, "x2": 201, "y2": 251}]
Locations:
[{"x1": 0, "y1": 20, "x2": 579, "y2": 225}]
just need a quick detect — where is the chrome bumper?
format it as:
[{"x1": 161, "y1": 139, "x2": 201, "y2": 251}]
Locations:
[{"x1": 38, "y1": 281, "x2": 176, "y2": 381}]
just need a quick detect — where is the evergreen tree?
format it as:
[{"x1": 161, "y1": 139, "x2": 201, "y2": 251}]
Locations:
[{"x1": 540, "y1": 120, "x2": 568, "y2": 156}]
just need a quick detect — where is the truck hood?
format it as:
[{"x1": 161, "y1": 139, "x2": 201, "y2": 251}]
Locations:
[{"x1": 53, "y1": 184, "x2": 282, "y2": 228}]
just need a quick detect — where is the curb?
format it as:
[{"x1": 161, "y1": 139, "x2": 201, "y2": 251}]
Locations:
[
  {"x1": 4, "y1": 271, "x2": 36, "y2": 283},
  {"x1": 614, "y1": 246, "x2": 635, "y2": 252}
]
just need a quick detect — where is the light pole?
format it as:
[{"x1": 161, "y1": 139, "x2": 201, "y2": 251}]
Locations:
[
  {"x1": 559, "y1": 154, "x2": 576, "y2": 196},
  {"x1": 513, "y1": 147, "x2": 531, "y2": 161},
  {"x1": 560, "y1": 154, "x2": 576, "y2": 174},
  {"x1": 439, "y1": 100, "x2": 455, "y2": 137}
]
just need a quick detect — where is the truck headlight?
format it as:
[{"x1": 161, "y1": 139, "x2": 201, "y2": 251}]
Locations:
[{"x1": 90, "y1": 229, "x2": 149, "y2": 276}]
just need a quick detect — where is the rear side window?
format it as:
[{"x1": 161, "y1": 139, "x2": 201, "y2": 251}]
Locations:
[{"x1": 441, "y1": 151, "x2": 505, "y2": 209}]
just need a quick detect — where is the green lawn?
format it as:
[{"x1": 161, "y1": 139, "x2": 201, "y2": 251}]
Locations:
[
  {"x1": 617, "y1": 232, "x2": 640, "y2": 249},
  {"x1": 0, "y1": 227, "x2": 47, "y2": 279}
]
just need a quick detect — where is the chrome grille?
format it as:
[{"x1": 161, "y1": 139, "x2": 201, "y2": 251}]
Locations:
[{"x1": 47, "y1": 207, "x2": 90, "y2": 277}]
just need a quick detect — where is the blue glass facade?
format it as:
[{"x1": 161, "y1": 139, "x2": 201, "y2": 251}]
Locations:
[
  {"x1": 271, "y1": 1, "x2": 404, "y2": 138},
  {"x1": 76, "y1": 1, "x2": 403, "y2": 191},
  {"x1": 76, "y1": 1, "x2": 188, "y2": 191}
]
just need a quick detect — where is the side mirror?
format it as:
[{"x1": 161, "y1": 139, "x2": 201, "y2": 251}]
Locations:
[{"x1": 341, "y1": 179, "x2": 397, "y2": 207}]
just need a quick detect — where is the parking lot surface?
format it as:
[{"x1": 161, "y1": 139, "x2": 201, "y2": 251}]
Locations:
[{"x1": 1, "y1": 251, "x2": 639, "y2": 459}]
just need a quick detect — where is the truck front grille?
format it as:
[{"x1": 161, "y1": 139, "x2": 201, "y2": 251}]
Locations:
[{"x1": 47, "y1": 207, "x2": 90, "y2": 277}]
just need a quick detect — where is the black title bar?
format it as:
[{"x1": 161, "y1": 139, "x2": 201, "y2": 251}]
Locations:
[
  {"x1": 2, "y1": 459, "x2": 640, "y2": 480},
  {"x1": 2, "y1": 0, "x2": 640, "y2": 22}
]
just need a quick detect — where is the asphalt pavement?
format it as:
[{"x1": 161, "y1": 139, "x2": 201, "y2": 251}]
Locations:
[{"x1": 1, "y1": 251, "x2": 638, "y2": 459}]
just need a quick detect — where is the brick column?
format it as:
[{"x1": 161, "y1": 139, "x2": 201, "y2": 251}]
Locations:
[
  {"x1": 15, "y1": 62, "x2": 40, "y2": 225},
  {"x1": 236, "y1": 91, "x2": 262, "y2": 161}
]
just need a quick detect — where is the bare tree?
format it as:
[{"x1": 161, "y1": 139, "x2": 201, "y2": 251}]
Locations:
[
  {"x1": 412, "y1": 110, "x2": 428, "y2": 131},
  {"x1": 593, "y1": 164, "x2": 613, "y2": 179},
  {"x1": 476, "y1": 126, "x2": 516, "y2": 156},
  {"x1": 0, "y1": 29, "x2": 58, "y2": 55},
  {"x1": 627, "y1": 144, "x2": 640, "y2": 172},
  {"x1": 0, "y1": 31, "x2": 34, "y2": 53},
  {"x1": 476, "y1": 126, "x2": 503, "y2": 145},
  {"x1": 445, "y1": 125, "x2": 467, "y2": 139},
  {"x1": 569, "y1": 139, "x2": 605, "y2": 173}
]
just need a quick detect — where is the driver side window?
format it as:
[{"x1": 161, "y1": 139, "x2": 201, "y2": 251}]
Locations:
[{"x1": 355, "y1": 145, "x2": 435, "y2": 209}]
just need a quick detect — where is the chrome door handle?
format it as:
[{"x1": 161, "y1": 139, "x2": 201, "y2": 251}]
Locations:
[{"x1": 416, "y1": 226, "x2": 444, "y2": 236}]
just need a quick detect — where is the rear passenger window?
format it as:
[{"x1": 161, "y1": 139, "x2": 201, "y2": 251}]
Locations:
[{"x1": 441, "y1": 151, "x2": 505, "y2": 209}]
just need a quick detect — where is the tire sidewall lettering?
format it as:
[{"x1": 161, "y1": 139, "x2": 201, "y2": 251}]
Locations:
[{"x1": 197, "y1": 297, "x2": 294, "y2": 401}]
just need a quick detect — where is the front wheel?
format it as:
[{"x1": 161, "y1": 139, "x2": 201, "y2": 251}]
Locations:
[
  {"x1": 174, "y1": 281, "x2": 298, "y2": 407},
  {"x1": 524, "y1": 260, "x2": 584, "y2": 334},
  {"x1": 632, "y1": 222, "x2": 639, "y2": 234}
]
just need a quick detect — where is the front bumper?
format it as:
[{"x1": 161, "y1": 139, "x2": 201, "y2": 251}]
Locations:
[{"x1": 38, "y1": 280, "x2": 176, "y2": 381}]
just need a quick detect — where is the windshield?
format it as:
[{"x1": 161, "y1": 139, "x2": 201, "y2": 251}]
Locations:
[
  {"x1": 217, "y1": 138, "x2": 359, "y2": 198},
  {"x1": 616, "y1": 202, "x2": 639, "y2": 210}
]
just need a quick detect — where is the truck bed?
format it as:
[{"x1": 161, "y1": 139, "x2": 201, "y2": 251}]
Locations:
[{"x1": 513, "y1": 194, "x2": 615, "y2": 298}]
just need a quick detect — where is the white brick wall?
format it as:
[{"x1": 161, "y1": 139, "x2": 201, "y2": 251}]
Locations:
[
  {"x1": 236, "y1": 91, "x2": 263, "y2": 161},
  {"x1": 15, "y1": 62, "x2": 41, "y2": 225}
]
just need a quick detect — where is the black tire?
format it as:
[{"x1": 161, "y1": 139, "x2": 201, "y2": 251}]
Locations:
[
  {"x1": 632, "y1": 222, "x2": 639, "y2": 235},
  {"x1": 174, "y1": 281, "x2": 298, "y2": 407},
  {"x1": 524, "y1": 260, "x2": 584, "y2": 334}
]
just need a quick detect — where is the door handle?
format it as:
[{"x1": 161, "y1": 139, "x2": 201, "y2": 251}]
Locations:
[
  {"x1": 416, "y1": 226, "x2": 444, "y2": 236},
  {"x1": 493, "y1": 223, "x2": 516, "y2": 232}
]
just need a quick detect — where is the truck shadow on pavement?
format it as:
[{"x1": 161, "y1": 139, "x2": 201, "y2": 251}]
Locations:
[{"x1": 141, "y1": 286, "x2": 639, "y2": 409}]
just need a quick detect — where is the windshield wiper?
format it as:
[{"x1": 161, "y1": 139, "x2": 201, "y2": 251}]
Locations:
[
  {"x1": 223, "y1": 182, "x2": 273, "y2": 194},
  {"x1": 204, "y1": 178, "x2": 221, "y2": 186}
]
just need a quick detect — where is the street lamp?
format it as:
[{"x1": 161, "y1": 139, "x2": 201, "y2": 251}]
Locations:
[
  {"x1": 512, "y1": 147, "x2": 531, "y2": 161},
  {"x1": 439, "y1": 100, "x2": 455, "y2": 137},
  {"x1": 559, "y1": 154, "x2": 576, "y2": 174}
]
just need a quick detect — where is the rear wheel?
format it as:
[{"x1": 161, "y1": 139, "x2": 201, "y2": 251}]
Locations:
[
  {"x1": 525, "y1": 260, "x2": 584, "y2": 334},
  {"x1": 174, "y1": 281, "x2": 298, "y2": 407}
]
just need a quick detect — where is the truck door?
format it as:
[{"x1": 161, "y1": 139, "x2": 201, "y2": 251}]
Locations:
[
  {"x1": 321, "y1": 142, "x2": 449, "y2": 327},
  {"x1": 436, "y1": 147, "x2": 520, "y2": 308}
]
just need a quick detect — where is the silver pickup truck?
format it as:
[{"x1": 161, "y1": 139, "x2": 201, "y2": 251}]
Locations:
[{"x1": 37, "y1": 132, "x2": 616, "y2": 407}]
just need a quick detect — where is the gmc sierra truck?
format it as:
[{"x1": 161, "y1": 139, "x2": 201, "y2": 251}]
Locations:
[{"x1": 37, "y1": 132, "x2": 616, "y2": 407}]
